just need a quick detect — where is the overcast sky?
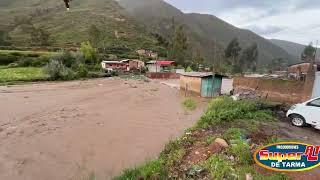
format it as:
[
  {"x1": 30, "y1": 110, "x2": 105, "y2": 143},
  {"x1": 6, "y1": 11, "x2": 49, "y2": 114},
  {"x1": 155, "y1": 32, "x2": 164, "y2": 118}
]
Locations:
[{"x1": 164, "y1": 0, "x2": 320, "y2": 45}]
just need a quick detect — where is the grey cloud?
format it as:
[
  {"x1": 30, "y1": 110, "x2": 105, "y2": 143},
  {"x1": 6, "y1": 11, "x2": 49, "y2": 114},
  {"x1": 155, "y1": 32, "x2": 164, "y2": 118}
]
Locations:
[{"x1": 244, "y1": 25, "x2": 286, "y2": 35}]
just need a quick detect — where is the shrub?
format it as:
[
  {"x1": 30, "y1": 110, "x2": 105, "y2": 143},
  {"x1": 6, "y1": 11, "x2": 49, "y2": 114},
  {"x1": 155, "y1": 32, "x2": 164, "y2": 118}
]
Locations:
[
  {"x1": 44, "y1": 59, "x2": 75, "y2": 80},
  {"x1": 228, "y1": 141, "x2": 253, "y2": 165},
  {"x1": 76, "y1": 63, "x2": 89, "y2": 78},
  {"x1": 0, "y1": 54, "x2": 18, "y2": 65},
  {"x1": 182, "y1": 99, "x2": 197, "y2": 110},
  {"x1": 80, "y1": 41, "x2": 98, "y2": 65},
  {"x1": 186, "y1": 66, "x2": 193, "y2": 72}
]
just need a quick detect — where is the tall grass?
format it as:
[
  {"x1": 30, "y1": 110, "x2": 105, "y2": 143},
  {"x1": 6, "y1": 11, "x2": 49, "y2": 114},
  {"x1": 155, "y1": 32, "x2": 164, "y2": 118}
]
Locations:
[
  {"x1": 197, "y1": 97, "x2": 274, "y2": 128},
  {"x1": 182, "y1": 98, "x2": 197, "y2": 110}
]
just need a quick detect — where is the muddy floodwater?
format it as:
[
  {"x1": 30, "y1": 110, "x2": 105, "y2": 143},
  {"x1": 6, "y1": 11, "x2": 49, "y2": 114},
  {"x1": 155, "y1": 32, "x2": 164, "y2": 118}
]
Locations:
[{"x1": 0, "y1": 78, "x2": 207, "y2": 180}]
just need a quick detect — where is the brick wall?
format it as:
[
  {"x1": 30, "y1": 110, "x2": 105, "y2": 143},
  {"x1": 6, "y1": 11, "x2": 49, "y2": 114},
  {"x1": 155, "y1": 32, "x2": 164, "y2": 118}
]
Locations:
[
  {"x1": 233, "y1": 77, "x2": 314, "y2": 104},
  {"x1": 146, "y1": 72, "x2": 180, "y2": 79}
]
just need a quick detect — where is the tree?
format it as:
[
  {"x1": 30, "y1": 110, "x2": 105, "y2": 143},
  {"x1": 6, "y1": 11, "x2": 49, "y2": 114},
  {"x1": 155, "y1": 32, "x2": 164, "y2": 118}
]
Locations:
[
  {"x1": 170, "y1": 25, "x2": 188, "y2": 66},
  {"x1": 192, "y1": 48, "x2": 204, "y2": 71},
  {"x1": 225, "y1": 38, "x2": 242, "y2": 73},
  {"x1": 88, "y1": 25, "x2": 102, "y2": 47},
  {"x1": 240, "y1": 43, "x2": 259, "y2": 72},
  {"x1": 31, "y1": 27, "x2": 51, "y2": 46},
  {"x1": 13, "y1": 16, "x2": 51, "y2": 46},
  {"x1": 0, "y1": 30, "x2": 11, "y2": 46},
  {"x1": 270, "y1": 58, "x2": 286, "y2": 71},
  {"x1": 80, "y1": 41, "x2": 98, "y2": 65},
  {"x1": 301, "y1": 43, "x2": 316, "y2": 62}
]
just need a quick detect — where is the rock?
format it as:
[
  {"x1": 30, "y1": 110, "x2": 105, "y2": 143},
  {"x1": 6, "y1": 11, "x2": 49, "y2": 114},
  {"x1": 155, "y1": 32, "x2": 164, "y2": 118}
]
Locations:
[
  {"x1": 229, "y1": 155, "x2": 235, "y2": 161},
  {"x1": 208, "y1": 142, "x2": 224, "y2": 154},
  {"x1": 195, "y1": 151, "x2": 200, "y2": 155},
  {"x1": 214, "y1": 138, "x2": 229, "y2": 148},
  {"x1": 246, "y1": 173, "x2": 253, "y2": 180}
]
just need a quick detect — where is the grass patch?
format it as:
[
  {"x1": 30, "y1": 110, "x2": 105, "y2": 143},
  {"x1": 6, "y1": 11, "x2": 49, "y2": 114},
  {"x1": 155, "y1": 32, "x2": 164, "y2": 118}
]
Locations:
[
  {"x1": 0, "y1": 50, "x2": 57, "y2": 57},
  {"x1": 182, "y1": 98, "x2": 197, "y2": 110},
  {"x1": 223, "y1": 128, "x2": 244, "y2": 141},
  {"x1": 228, "y1": 141, "x2": 253, "y2": 165},
  {"x1": 197, "y1": 97, "x2": 274, "y2": 128},
  {"x1": 204, "y1": 155, "x2": 237, "y2": 179},
  {"x1": 0, "y1": 67, "x2": 48, "y2": 83},
  {"x1": 114, "y1": 159, "x2": 167, "y2": 180}
]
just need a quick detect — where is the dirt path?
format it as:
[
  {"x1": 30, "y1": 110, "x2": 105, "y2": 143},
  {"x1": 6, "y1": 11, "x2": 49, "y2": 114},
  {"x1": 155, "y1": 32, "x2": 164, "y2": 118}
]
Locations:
[{"x1": 0, "y1": 78, "x2": 207, "y2": 180}]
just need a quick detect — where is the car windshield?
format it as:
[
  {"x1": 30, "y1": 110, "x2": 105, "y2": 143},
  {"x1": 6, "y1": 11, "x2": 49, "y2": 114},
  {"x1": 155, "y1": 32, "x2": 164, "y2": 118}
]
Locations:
[{"x1": 309, "y1": 98, "x2": 320, "y2": 107}]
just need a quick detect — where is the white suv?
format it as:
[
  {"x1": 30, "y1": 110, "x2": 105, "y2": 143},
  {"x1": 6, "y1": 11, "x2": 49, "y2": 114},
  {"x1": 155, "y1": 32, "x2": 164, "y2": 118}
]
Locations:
[{"x1": 287, "y1": 97, "x2": 320, "y2": 130}]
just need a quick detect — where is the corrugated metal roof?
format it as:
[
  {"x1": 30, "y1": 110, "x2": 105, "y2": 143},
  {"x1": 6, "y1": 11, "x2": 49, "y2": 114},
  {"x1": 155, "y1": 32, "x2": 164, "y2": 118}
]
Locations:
[
  {"x1": 180, "y1": 72, "x2": 212, "y2": 77},
  {"x1": 156, "y1": 61, "x2": 175, "y2": 65},
  {"x1": 146, "y1": 60, "x2": 175, "y2": 65},
  {"x1": 102, "y1": 61, "x2": 125, "y2": 64},
  {"x1": 180, "y1": 72, "x2": 226, "y2": 78}
]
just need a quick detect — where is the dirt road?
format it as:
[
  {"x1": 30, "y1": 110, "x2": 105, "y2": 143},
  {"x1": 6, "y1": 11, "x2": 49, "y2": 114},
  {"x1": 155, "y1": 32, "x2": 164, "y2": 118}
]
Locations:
[{"x1": 0, "y1": 78, "x2": 207, "y2": 180}]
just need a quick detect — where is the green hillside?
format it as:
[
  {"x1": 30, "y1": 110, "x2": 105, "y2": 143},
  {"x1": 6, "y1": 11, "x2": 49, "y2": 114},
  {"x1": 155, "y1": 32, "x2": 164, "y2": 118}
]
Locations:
[
  {"x1": 270, "y1": 39, "x2": 319, "y2": 62},
  {"x1": 0, "y1": 0, "x2": 161, "y2": 52},
  {"x1": 118, "y1": 0, "x2": 295, "y2": 66}
]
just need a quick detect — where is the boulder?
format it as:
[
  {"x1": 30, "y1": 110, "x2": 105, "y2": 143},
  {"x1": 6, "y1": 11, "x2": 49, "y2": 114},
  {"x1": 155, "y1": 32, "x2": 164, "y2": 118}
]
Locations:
[
  {"x1": 214, "y1": 138, "x2": 229, "y2": 148},
  {"x1": 208, "y1": 142, "x2": 224, "y2": 154}
]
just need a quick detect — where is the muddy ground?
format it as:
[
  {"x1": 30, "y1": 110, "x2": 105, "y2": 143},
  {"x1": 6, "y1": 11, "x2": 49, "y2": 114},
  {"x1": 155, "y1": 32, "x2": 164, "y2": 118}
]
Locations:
[
  {"x1": 0, "y1": 78, "x2": 207, "y2": 180},
  {"x1": 0, "y1": 77, "x2": 319, "y2": 180}
]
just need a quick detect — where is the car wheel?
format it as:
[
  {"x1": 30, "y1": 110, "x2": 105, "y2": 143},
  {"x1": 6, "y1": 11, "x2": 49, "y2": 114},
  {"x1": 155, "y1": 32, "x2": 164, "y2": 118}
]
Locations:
[{"x1": 290, "y1": 114, "x2": 306, "y2": 127}]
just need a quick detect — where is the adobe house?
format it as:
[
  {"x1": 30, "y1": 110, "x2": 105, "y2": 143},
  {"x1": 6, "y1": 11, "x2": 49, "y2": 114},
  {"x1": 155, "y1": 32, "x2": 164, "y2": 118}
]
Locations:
[
  {"x1": 101, "y1": 61, "x2": 128, "y2": 71},
  {"x1": 233, "y1": 62, "x2": 320, "y2": 103},
  {"x1": 180, "y1": 72, "x2": 225, "y2": 97},
  {"x1": 146, "y1": 60, "x2": 175, "y2": 73}
]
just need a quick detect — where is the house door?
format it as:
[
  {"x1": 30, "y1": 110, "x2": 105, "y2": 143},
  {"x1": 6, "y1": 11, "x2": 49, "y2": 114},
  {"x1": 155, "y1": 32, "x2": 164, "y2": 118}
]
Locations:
[
  {"x1": 312, "y1": 72, "x2": 320, "y2": 98},
  {"x1": 201, "y1": 78, "x2": 211, "y2": 97}
]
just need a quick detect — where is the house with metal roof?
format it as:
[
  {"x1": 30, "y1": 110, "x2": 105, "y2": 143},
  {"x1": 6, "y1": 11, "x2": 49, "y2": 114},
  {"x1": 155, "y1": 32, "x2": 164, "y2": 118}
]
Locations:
[
  {"x1": 180, "y1": 72, "x2": 225, "y2": 97},
  {"x1": 146, "y1": 60, "x2": 175, "y2": 72}
]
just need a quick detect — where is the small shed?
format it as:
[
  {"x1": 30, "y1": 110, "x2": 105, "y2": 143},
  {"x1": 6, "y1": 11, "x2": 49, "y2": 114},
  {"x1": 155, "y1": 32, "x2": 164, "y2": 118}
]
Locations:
[{"x1": 180, "y1": 72, "x2": 225, "y2": 97}]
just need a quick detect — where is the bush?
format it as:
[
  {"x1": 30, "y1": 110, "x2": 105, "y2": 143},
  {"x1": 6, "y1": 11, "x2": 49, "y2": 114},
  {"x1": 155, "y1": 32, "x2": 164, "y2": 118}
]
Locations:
[
  {"x1": 0, "y1": 54, "x2": 18, "y2": 65},
  {"x1": 76, "y1": 63, "x2": 88, "y2": 78},
  {"x1": 186, "y1": 66, "x2": 193, "y2": 72},
  {"x1": 44, "y1": 59, "x2": 75, "y2": 80},
  {"x1": 80, "y1": 41, "x2": 98, "y2": 65},
  {"x1": 16, "y1": 56, "x2": 49, "y2": 67}
]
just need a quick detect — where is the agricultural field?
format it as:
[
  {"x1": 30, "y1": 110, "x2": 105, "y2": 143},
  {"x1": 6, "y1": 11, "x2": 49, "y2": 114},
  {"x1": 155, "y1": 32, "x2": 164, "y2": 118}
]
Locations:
[{"x1": 0, "y1": 67, "x2": 48, "y2": 83}]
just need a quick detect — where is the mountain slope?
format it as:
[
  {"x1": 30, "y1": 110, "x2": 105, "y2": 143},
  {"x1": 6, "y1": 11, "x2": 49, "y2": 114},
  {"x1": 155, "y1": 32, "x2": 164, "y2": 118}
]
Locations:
[
  {"x1": 270, "y1": 39, "x2": 320, "y2": 61},
  {"x1": 118, "y1": 0, "x2": 294, "y2": 66},
  {"x1": 0, "y1": 0, "x2": 160, "y2": 51}
]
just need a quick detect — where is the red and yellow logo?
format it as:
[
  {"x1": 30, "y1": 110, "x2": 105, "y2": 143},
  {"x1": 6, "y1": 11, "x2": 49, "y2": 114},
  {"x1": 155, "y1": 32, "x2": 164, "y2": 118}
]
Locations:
[{"x1": 254, "y1": 142, "x2": 320, "y2": 172}]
